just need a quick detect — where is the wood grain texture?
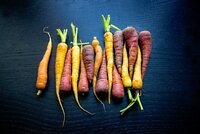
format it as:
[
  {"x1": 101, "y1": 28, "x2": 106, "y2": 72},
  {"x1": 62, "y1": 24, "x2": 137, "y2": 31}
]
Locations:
[{"x1": 0, "y1": 0, "x2": 200, "y2": 133}]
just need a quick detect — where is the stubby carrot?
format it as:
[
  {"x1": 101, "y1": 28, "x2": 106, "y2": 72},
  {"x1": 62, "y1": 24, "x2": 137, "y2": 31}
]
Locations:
[
  {"x1": 60, "y1": 48, "x2": 72, "y2": 92},
  {"x1": 121, "y1": 43, "x2": 132, "y2": 88},
  {"x1": 55, "y1": 29, "x2": 68, "y2": 126},
  {"x1": 139, "y1": 31, "x2": 152, "y2": 79},
  {"x1": 123, "y1": 27, "x2": 138, "y2": 79},
  {"x1": 112, "y1": 65, "x2": 124, "y2": 99},
  {"x1": 113, "y1": 30, "x2": 123, "y2": 75},
  {"x1": 92, "y1": 37, "x2": 105, "y2": 111},
  {"x1": 36, "y1": 27, "x2": 52, "y2": 95},
  {"x1": 71, "y1": 23, "x2": 94, "y2": 115},
  {"x1": 82, "y1": 45, "x2": 94, "y2": 83},
  {"x1": 78, "y1": 42, "x2": 89, "y2": 94},
  {"x1": 96, "y1": 50, "x2": 108, "y2": 94},
  {"x1": 102, "y1": 14, "x2": 114, "y2": 104}
]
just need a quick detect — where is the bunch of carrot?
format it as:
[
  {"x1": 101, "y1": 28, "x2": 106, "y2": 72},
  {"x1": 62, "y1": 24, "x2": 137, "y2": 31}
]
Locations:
[{"x1": 35, "y1": 15, "x2": 152, "y2": 126}]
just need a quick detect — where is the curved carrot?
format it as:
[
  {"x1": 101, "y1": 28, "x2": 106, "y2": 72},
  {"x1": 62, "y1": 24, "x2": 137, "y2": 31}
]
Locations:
[
  {"x1": 123, "y1": 27, "x2": 138, "y2": 79},
  {"x1": 55, "y1": 28, "x2": 68, "y2": 127},
  {"x1": 102, "y1": 14, "x2": 114, "y2": 104},
  {"x1": 71, "y1": 23, "x2": 95, "y2": 115},
  {"x1": 139, "y1": 31, "x2": 152, "y2": 79},
  {"x1": 60, "y1": 48, "x2": 72, "y2": 92},
  {"x1": 78, "y1": 42, "x2": 89, "y2": 94},
  {"x1": 36, "y1": 27, "x2": 52, "y2": 95},
  {"x1": 113, "y1": 30, "x2": 123, "y2": 75},
  {"x1": 92, "y1": 37, "x2": 106, "y2": 111}
]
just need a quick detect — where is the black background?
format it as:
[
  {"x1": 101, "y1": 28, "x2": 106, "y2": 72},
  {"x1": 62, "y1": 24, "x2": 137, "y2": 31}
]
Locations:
[{"x1": 0, "y1": 0, "x2": 200, "y2": 133}]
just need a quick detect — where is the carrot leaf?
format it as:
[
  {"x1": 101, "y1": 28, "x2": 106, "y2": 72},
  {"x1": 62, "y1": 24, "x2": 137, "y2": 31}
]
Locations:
[{"x1": 56, "y1": 29, "x2": 68, "y2": 43}]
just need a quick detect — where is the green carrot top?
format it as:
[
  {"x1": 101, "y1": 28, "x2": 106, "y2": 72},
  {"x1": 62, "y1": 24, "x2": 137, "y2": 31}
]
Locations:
[
  {"x1": 71, "y1": 23, "x2": 78, "y2": 46},
  {"x1": 56, "y1": 29, "x2": 68, "y2": 43},
  {"x1": 102, "y1": 15, "x2": 111, "y2": 32}
]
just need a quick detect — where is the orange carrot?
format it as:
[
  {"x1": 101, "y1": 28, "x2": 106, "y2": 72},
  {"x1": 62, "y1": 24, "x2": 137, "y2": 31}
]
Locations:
[
  {"x1": 102, "y1": 14, "x2": 114, "y2": 104},
  {"x1": 55, "y1": 28, "x2": 68, "y2": 126},
  {"x1": 92, "y1": 37, "x2": 105, "y2": 111},
  {"x1": 36, "y1": 27, "x2": 52, "y2": 96},
  {"x1": 60, "y1": 48, "x2": 72, "y2": 92}
]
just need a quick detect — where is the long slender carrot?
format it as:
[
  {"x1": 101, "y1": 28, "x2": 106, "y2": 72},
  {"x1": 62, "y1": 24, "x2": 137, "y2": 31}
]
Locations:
[
  {"x1": 139, "y1": 31, "x2": 152, "y2": 79},
  {"x1": 78, "y1": 41, "x2": 89, "y2": 94},
  {"x1": 122, "y1": 42, "x2": 132, "y2": 88},
  {"x1": 71, "y1": 23, "x2": 94, "y2": 115},
  {"x1": 123, "y1": 27, "x2": 138, "y2": 79},
  {"x1": 113, "y1": 30, "x2": 123, "y2": 75},
  {"x1": 60, "y1": 48, "x2": 72, "y2": 92},
  {"x1": 92, "y1": 37, "x2": 106, "y2": 111},
  {"x1": 55, "y1": 28, "x2": 68, "y2": 126},
  {"x1": 102, "y1": 14, "x2": 114, "y2": 104},
  {"x1": 36, "y1": 27, "x2": 52, "y2": 95}
]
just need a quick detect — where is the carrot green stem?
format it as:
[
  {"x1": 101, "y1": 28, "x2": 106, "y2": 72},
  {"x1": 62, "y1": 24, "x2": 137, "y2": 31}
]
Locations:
[
  {"x1": 136, "y1": 90, "x2": 143, "y2": 110},
  {"x1": 71, "y1": 23, "x2": 78, "y2": 45},
  {"x1": 102, "y1": 15, "x2": 111, "y2": 32},
  {"x1": 56, "y1": 29, "x2": 68, "y2": 43},
  {"x1": 70, "y1": 42, "x2": 89, "y2": 45},
  {"x1": 110, "y1": 24, "x2": 121, "y2": 31},
  {"x1": 120, "y1": 100, "x2": 136, "y2": 115},
  {"x1": 37, "y1": 90, "x2": 42, "y2": 96},
  {"x1": 127, "y1": 88, "x2": 133, "y2": 101}
]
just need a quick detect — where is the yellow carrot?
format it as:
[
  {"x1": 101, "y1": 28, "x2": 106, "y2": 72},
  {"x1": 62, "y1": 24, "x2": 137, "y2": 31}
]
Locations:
[
  {"x1": 55, "y1": 29, "x2": 68, "y2": 127},
  {"x1": 122, "y1": 42, "x2": 132, "y2": 88},
  {"x1": 71, "y1": 23, "x2": 95, "y2": 115},
  {"x1": 102, "y1": 15, "x2": 114, "y2": 104},
  {"x1": 36, "y1": 27, "x2": 52, "y2": 95}
]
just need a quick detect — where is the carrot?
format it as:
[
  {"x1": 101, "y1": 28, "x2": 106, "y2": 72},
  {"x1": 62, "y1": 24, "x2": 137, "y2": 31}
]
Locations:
[
  {"x1": 102, "y1": 14, "x2": 114, "y2": 104},
  {"x1": 82, "y1": 45, "x2": 94, "y2": 83},
  {"x1": 123, "y1": 27, "x2": 138, "y2": 79},
  {"x1": 96, "y1": 50, "x2": 108, "y2": 95},
  {"x1": 92, "y1": 37, "x2": 106, "y2": 111},
  {"x1": 55, "y1": 28, "x2": 68, "y2": 126},
  {"x1": 60, "y1": 48, "x2": 72, "y2": 92},
  {"x1": 113, "y1": 30, "x2": 123, "y2": 75},
  {"x1": 112, "y1": 65, "x2": 124, "y2": 99},
  {"x1": 120, "y1": 46, "x2": 143, "y2": 115},
  {"x1": 71, "y1": 23, "x2": 94, "y2": 115},
  {"x1": 121, "y1": 43, "x2": 132, "y2": 88},
  {"x1": 139, "y1": 31, "x2": 152, "y2": 79},
  {"x1": 36, "y1": 27, "x2": 52, "y2": 96},
  {"x1": 78, "y1": 41, "x2": 89, "y2": 94}
]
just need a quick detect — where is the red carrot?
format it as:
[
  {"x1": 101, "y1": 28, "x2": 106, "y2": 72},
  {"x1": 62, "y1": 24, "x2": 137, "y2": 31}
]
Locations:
[
  {"x1": 60, "y1": 48, "x2": 72, "y2": 92},
  {"x1": 139, "y1": 31, "x2": 152, "y2": 79},
  {"x1": 123, "y1": 27, "x2": 138, "y2": 78},
  {"x1": 96, "y1": 50, "x2": 108, "y2": 94},
  {"x1": 82, "y1": 45, "x2": 94, "y2": 83},
  {"x1": 112, "y1": 64, "x2": 124, "y2": 99},
  {"x1": 113, "y1": 30, "x2": 124, "y2": 75},
  {"x1": 78, "y1": 43, "x2": 89, "y2": 94}
]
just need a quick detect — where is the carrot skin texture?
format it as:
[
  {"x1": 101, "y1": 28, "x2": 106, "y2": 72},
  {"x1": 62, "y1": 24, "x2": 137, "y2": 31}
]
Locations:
[
  {"x1": 113, "y1": 30, "x2": 123, "y2": 75},
  {"x1": 82, "y1": 45, "x2": 94, "y2": 82},
  {"x1": 123, "y1": 27, "x2": 138, "y2": 78},
  {"x1": 139, "y1": 31, "x2": 152, "y2": 79},
  {"x1": 96, "y1": 50, "x2": 108, "y2": 94},
  {"x1": 78, "y1": 47, "x2": 89, "y2": 94},
  {"x1": 60, "y1": 48, "x2": 72, "y2": 92},
  {"x1": 112, "y1": 65, "x2": 124, "y2": 99},
  {"x1": 104, "y1": 31, "x2": 114, "y2": 104},
  {"x1": 36, "y1": 31, "x2": 52, "y2": 91}
]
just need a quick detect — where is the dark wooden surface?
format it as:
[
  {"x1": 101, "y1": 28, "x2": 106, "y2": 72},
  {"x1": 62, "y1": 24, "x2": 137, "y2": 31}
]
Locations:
[{"x1": 0, "y1": 0, "x2": 200, "y2": 133}]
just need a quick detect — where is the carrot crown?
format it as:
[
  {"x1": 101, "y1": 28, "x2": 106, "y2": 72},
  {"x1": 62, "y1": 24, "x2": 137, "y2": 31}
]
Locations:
[
  {"x1": 102, "y1": 15, "x2": 111, "y2": 32},
  {"x1": 56, "y1": 29, "x2": 68, "y2": 43},
  {"x1": 71, "y1": 23, "x2": 78, "y2": 46}
]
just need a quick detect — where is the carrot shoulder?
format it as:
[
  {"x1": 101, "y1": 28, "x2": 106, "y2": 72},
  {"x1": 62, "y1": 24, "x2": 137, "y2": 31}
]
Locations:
[{"x1": 36, "y1": 27, "x2": 52, "y2": 95}]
